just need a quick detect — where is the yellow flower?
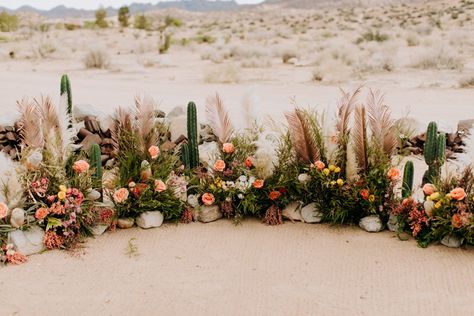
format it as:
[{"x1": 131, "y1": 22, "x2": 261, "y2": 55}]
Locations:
[
  {"x1": 445, "y1": 193, "x2": 452, "y2": 200},
  {"x1": 435, "y1": 201, "x2": 442, "y2": 209},
  {"x1": 329, "y1": 165, "x2": 336, "y2": 172},
  {"x1": 334, "y1": 167, "x2": 341, "y2": 173},
  {"x1": 210, "y1": 184, "x2": 216, "y2": 190},
  {"x1": 426, "y1": 196, "x2": 432, "y2": 201},
  {"x1": 368, "y1": 195, "x2": 375, "y2": 202},
  {"x1": 429, "y1": 192, "x2": 440, "y2": 201},
  {"x1": 336, "y1": 179, "x2": 344, "y2": 186},
  {"x1": 330, "y1": 180, "x2": 336, "y2": 186},
  {"x1": 323, "y1": 168, "x2": 330, "y2": 176},
  {"x1": 58, "y1": 191, "x2": 66, "y2": 200},
  {"x1": 59, "y1": 185, "x2": 67, "y2": 192}
]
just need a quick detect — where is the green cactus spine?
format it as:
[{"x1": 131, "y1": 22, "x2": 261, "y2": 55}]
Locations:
[
  {"x1": 181, "y1": 143, "x2": 190, "y2": 169},
  {"x1": 90, "y1": 144, "x2": 103, "y2": 188},
  {"x1": 187, "y1": 102, "x2": 199, "y2": 169},
  {"x1": 402, "y1": 161, "x2": 414, "y2": 198},
  {"x1": 423, "y1": 122, "x2": 445, "y2": 184},
  {"x1": 60, "y1": 74, "x2": 73, "y2": 127}
]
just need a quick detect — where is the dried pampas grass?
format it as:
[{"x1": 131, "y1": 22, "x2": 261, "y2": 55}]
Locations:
[{"x1": 205, "y1": 93, "x2": 234, "y2": 143}]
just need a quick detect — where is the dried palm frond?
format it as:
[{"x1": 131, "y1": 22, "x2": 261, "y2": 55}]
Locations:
[
  {"x1": 366, "y1": 89, "x2": 397, "y2": 157},
  {"x1": 284, "y1": 108, "x2": 320, "y2": 164},
  {"x1": 134, "y1": 95, "x2": 158, "y2": 153},
  {"x1": 17, "y1": 98, "x2": 44, "y2": 149},
  {"x1": 112, "y1": 106, "x2": 133, "y2": 146},
  {"x1": 205, "y1": 93, "x2": 234, "y2": 143},
  {"x1": 353, "y1": 105, "x2": 368, "y2": 174},
  {"x1": 241, "y1": 92, "x2": 259, "y2": 130}
]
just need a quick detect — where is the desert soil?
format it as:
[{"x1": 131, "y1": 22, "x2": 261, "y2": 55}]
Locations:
[{"x1": 1, "y1": 220, "x2": 473, "y2": 316}]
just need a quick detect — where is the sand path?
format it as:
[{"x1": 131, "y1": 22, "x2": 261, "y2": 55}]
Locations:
[{"x1": 1, "y1": 220, "x2": 473, "y2": 316}]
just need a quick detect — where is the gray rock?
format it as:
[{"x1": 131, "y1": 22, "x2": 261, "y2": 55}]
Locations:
[
  {"x1": 387, "y1": 214, "x2": 399, "y2": 232},
  {"x1": 194, "y1": 205, "x2": 222, "y2": 223},
  {"x1": 117, "y1": 218, "x2": 135, "y2": 229},
  {"x1": 441, "y1": 234, "x2": 462, "y2": 248},
  {"x1": 10, "y1": 208, "x2": 25, "y2": 228},
  {"x1": 458, "y1": 119, "x2": 474, "y2": 134},
  {"x1": 200, "y1": 124, "x2": 218, "y2": 143},
  {"x1": 359, "y1": 215, "x2": 384, "y2": 232},
  {"x1": 166, "y1": 106, "x2": 185, "y2": 120},
  {"x1": 136, "y1": 211, "x2": 164, "y2": 229},
  {"x1": 91, "y1": 225, "x2": 109, "y2": 236},
  {"x1": 282, "y1": 201, "x2": 303, "y2": 222},
  {"x1": 168, "y1": 115, "x2": 187, "y2": 143},
  {"x1": 74, "y1": 104, "x2": 106, "y2": 122},
  {"x1": 8, "y1": 225, "x2": 45, "y2": 256},
  {"x1": 198, "y1": 141, "x2": 219, "y2": 167},
  {"x1": 300, "y1": 203, "x2": 323, "y2": 223},
  {"x1": 86, "y1": 189, "x2": 101, "y2": 201},
  {"x1": 81, "y1": 134, "x2": 102, "y2": 152}
]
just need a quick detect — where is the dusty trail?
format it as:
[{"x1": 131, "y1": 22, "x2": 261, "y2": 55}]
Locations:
[{"x1": 1, "y1": 219, "x2": 473, "y2": 316}]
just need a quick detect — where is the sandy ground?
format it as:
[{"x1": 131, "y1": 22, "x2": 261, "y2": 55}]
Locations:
[{"x1": 1, "y1": 219, "x2": 474, "y2": 316}]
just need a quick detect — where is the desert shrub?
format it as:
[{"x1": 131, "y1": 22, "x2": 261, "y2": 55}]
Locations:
[
  {"x1": 412, "y1": 48, "x2": 464, "y2": 71},
  {"x1": 32, "y1": 41, "x2": 56, "y2": 59},
  {"x1": 0, "y1": 11, "x2": 18, "y2": 32},
  {"x1": 356, "y1": 30, "x2": 389, "y2": 43},
  {"x1": 406, "y1": 33, "x2": 420, "y2": 46},
  {"x1": 83, "y1": 21, "x2": 97, "y2": 30},
  {"x1": 165, "y1": 16, "x2": 182, "y2": 28},
  {"x1": 281, "y1": 50, "x2": 297, "y2": 63},
  {"x1": 159, "y1": 34, "x2": 172, "y2": 54},
  {"x1": 118, "y1": 6, "x2": 130, "y2": 27},
  {"x1": 64, "y1": 23, "x2": 81, "y2": 31},
  {"x1": 194, "y1": 34, "x2": 216, "y2": 44},
  {"x1": 83, "y1": 48, "x2": 110, "y2": 69},
  {"x1": 311, "y1": 68, "x2": 323, "y2": 82},
  {"x1": 459, "y1": 77, "x2": 474, "y2": 88},
  {"x1": 134, "y1": 14, "x2": 150, "y2": 30},
  {"x1": 95, "y1": 8, "x2": 108, "y2": 28},
  {"x1": 204, "y1": 65, "x2": 241, "y2": 83}
]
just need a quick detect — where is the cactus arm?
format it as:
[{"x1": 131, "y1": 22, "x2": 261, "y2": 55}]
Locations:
[
  {"x1": 181, "y1": 143, "x2": 190, "y2": 169},
  {"x1": 90, "y1": 144, "x2": 103, "y2": 188},
  {"x1": 187, "y1": 102, "x2": 199, "y2": 169},
  {"x1": 60, "y1": 74, "x2": 73, "y2": 127},
  {"x1": 402, "y1": 161, "x2": 414, "y2": 198}
]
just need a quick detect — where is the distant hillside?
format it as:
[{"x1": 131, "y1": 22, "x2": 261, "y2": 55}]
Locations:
[
  {"x1": 0, "y1": 0, "x2": 241, "y2": 19},
  {"x1": 262, "y1": 0, "x2": 429, "y2": 8}
]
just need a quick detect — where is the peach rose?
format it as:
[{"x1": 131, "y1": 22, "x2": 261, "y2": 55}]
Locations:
[
  {"x1": 387, "y1": 168, "x2": 400, "y2": 181},
  {"x1": 314, "y1": 161, "x2": 325, "y2": 171},
  {"x1": 222, "y1": 143, "x2": 235, "y2": 154},
  {"x1": 72, "y1": 160, "x2": 90, "y2": 173},
  {"x1": 0, "y1": 202, "x2": 8, "y2": 219},
  {"x1": 214, "y1": 159, "x2": 226, "y2": 172},
  {"x1": 201, "y1": 193, "x2": 215, "y2": 206},
  {"x1": 452, "y1": 214, "x2": 463, "y2": 229},
  {"x1": 154, "y1": 180, "x2": 167, "y2": 192},
  {"x1": 148, "y1": 145, "x2": 160, "y2": 159},
  {"x1": 245, "y1": 157, "x2": 253, "y2": 168},
  {"x1": 360, "y1": 189, "x2": 370, "y2": 200},
  {"x1": 422, "y1": 184, "x2": 436, "y2": 196},
  {"x1": 35, "y1": 207, "x2": 49, "y2": 220},
  {"x1": 253, "y1": 179, "x2": 264, "y2": 189},
  {"x1": 269, "y1": 190, "x2": 282, "y2": 201},
  {"x1": 450, "y1": 187, "x2": 466, "y2": 201},
  {"x1": 113, "y1": 188, "x2": 129, "y2": 203}
]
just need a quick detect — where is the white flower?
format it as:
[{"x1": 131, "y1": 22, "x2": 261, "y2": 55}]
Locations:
[
  {"x1": 225, "y1": 197, "x2": 232, "y2": 202},
  {"x1": 238, "y1": 194, "x2": 244, "y2": 200},
  {"x1": 187, "y1": 194, "x2": 199, "y2": 208},
  {"x1": 249, "y1": 176, "x2": 256, "y2": 185},
  {"x1": 298, "y1": 173, "x2": 311, "y2": 184},
  {"x1": 226, "y1": 181, "x2": 235, "y2": 188},
  {"x1": 238, "y1": 175, "x2": 247, "y2": 182}
]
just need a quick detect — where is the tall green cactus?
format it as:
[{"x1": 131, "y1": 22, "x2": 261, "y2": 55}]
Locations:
[
  {"x1": 186, "y1": 102, "x2": 199, "y2": 169},
  {"x1": 402, "y1": 161, "x2": 414, "y2": 198},
  {"x1": 60, "y1": 74, "x2": 73, "y2": 128},
  {"x1": 423, "y1": 122, "x2": 445, "y2": 184},
  {"x1": 181, "y1": 143, "x2": 190, "y2": 169},
  {"x1": 90, "y1": 144, "x2": 103, "y2": 188}
]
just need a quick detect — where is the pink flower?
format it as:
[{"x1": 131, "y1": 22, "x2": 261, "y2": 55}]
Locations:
[
  {"x1": 113, "y1": 188, "x2": 129, "y2": 203},
  {"x1": 0, "y1": 202, "x2": 8, "y2": 219},
  {"x1": 154, "y1": 180, "x2": 167, "y2": 192},
  {"x1": 314, "y1": 161, "x2": 325, "y2": 171},
  {"x1": 72, "y1": 160, "x2": 90, "y2": 173},
  {"x1": 253, "y1": 179, "x2": 264, "y2": 189},
  {"x1": 422, "y1": 184, "x2": 436, "y2": 196},
  {"x1": 450, "y1": 187, "x2": 466, "y2": 201},
  {"x1": 222, "y1": 143, "x2": 235, "y2": 154},
  {"x1": 214, "y1": 160, "x2": 226, "y2": 172},
  {"x1": 387, "y1": 168, "x2": 400, "y2": 181},
  {"x1": 202, "y1": 193, "x2": 215, "y2": 206},
  {"x1": 148, "y1": 146, "x2": 160, "y2": 159}
]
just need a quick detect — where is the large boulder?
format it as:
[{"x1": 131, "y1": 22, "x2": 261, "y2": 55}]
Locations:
[
  {"x1": 117, "y1": 218, "x2": 135, "y2": 229},
  {"x1": 282, "y1": 201, "x2": 303, "y2": 222},
  {"x1": 300, "y1": 203, "x2": 323, "y2": 223},
  {"x1": 194, "y1": 205, "x2": 222, "y2": 223},
  {"x1": 198, "y1": 141, "x2": 219, "y2": 167},
  {"x1": 73, "y1": 104, "x2": 106, "y2": 122},
  {"x1": 441, "y1": 234, "x2": 462, "y2": 248},
  {"x1": 387, "y1": 214, "x2": 399, "y2": 232},
  {"x1": 168, "y1": 115, "x2": 187, "y2": 143},
  {"x1": 136, "y1": 211, "x2": 164, "y2": 229},
  {"x1": 8, "y1": 225, "x2": 45, "y2": 256},
  {"x1": 359, "y1": 215, "x2": 384, "y2": 232}
]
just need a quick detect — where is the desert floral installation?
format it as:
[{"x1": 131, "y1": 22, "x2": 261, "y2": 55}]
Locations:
[{"x1": 0, "y1": 76, "x2": 473, "y2": 266}]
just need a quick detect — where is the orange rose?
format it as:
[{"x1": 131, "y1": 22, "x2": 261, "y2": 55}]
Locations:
[
  {"x1": 154, "y1": 180, "x2": 167, "y2": 192},
  {"x1": 113, "y1": 188, "x2": 129, "y2": 203},
  {"x1": 202, "y1": 193, "x2": 215, "y2": 206},
  {"x1": 222, "y1": 143, "x2": 235, "y2": 154},
  {"x1": 72, "y1": 160, "x2": 90, "y2": 173},
  {"x1": 314, "y1": 161, "x2": 325, "y2": 171},
  {"x1": 148, "y1": 145, "x2": 160, "y2": 159},
  {"x1": 214, "y1": 160, "x2": 226, "y2": 172},
  {"x1": 387, "y1": 168, "x2": 400, "y2": 181},
  {"x1": 422, "y1": 184, "x2": 436, "y2": 196},
  {"x1": 0, "y1": 202, "x2": 8, "y2": 219},
  {"x1": 452, "y1": 214, "x2": 463, "y2": 229},
  {"x1": 360, "y1": 189, "x2": 370, "y2": 200},
  {"x1": 269, "y1": 190, "x2": 281, "y2": 201},
  {"x1": 450, "y1": 187, "x2": 466, "y2": 201},
  {"x1": 245, "y1": 157, "x2": 253, "y2": 168},
  {"x1": 35, "y1": 207, "x2": 49, "y2": 220},
  {"x1": 253, "y1": 179, "x2": 264, "y2": 189}
]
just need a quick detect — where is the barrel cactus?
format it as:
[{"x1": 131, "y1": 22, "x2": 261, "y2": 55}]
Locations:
[
  {"x1": 186, "y1": 102, "x2": 199, "y2": 169},
  {"x1": 402, "y1": 161, "x2": 414, "y2": 198},
  {"x1": 423, "y1": 122, "x2": 445, "y2": 184}
]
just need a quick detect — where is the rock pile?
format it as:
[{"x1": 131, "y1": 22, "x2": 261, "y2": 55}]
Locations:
[{"x1": 0, "y1": 124, "x2": 21, "y2": 158}]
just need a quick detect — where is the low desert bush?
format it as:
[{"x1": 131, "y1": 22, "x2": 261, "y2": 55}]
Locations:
[
  {"x1": 459, "y1": 77, "x2": 474, "y2": 88},
  {"x1": 203, "y1": 65, "x2": 240, "y2": 83},
  {"x1": 356, "y1": 30, "x2": 389, "y2": 44},
  {"x1": 83, "y1": 48, "x2": 110, "y2": 69},
  {"x1": 412, "y1": 48, "x2": 464, "y2": 71},
  {"x1": 0, "y1": 11, "x2": 18, "y2": 32},
  {"x1": 32, "y1": 41, "x2": 56, "y2": 59}
]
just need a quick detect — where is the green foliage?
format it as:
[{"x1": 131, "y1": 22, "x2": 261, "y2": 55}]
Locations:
[
  {"x1": 164, "y1": 16, "x2": 182, "y2": 28},
  {"x1": 181, "y1": 143, "x2": 190, "y2": 169},
  {"x1": 194, "y1": 34, "x2": 216, "y2": 44},
  {"x1": 159, "y1": 33, "x2": 172, "y2": 54},
  {"x1": 423, "y1": 122, "x2": 446, "y2": 184},
  {"x1": 118, "y1": 6, "x2": 130, "y2": 27},
  {"x1": 95, "y1": 8, "x2": 108, "y2": 28},
  {"x1": 0, "y1": 11, "x2": 18, "y2": 32},
  {"x1": 187, "y1": 102, "x2": 199, "y2": 169},
  {"x1": 134, "y1": 14, "x2": 150, "y2": 30},
  {"x1": 402, "y1": 161, "x2": 414, "y2": 198},
  {"x1": 356, "y1": 30, "x2": 389, "y2": 44},
  {"x1": 60, "y1": 74, "x2": 73, "y2": 127}
]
